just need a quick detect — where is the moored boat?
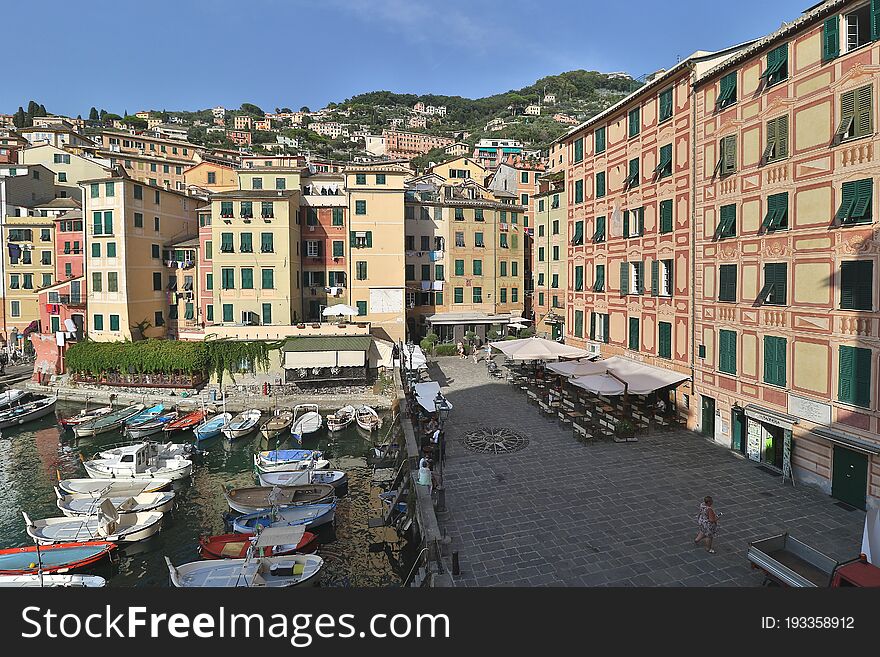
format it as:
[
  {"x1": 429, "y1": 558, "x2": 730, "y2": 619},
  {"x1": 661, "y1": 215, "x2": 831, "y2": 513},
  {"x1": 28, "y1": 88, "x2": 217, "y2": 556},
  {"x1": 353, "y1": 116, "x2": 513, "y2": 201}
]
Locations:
[
  {"x1": 59, "y1": 405, "x2": 114, "y2": 429},
  {"x1": 0, "y1": 574, "x2": 107, "y2": 587},
  {"x1": 224, "y1": 484, "x2": 335, "y2": 514},
  {"x1": 0, "y1": 541, "x2": 116, "y2": 575},
  {"x1": 222, "y1": 409, "x2": 261, "y2": 440},
  {"x1": 0, "y1": 387, "x2": 27, "y2": 410},
  {"x1": 198, "y1": 528, "x2": 318, "y2": 559},
  {"x1": 83, "y1": 442, "x2": 193, "y2": 481},
  {"x1": 355, "y1": 405, "x2": 381, "y2": 432},
  {"x1": 74, "y1": 403, "x2": 145, "y2": 438},
  {"x1": 253, "y1": 449, "x2": 329, "y2": 474},
  {"x1": 124, "y1": 412, "x2": 178, "y2": 439},
  {"x1": 163, "y1": 409, "x2": 206, "y2": 434},
  {"x1": 326, "y1": 405, "x2": 356, "y2": 432},
  {"x1": 258, "y1": 469, "x2": 348, "y2": 496},
  {"x1": 57, "y1": 477, "x2": 172, "y2": 496},
  {"x1": 24, "y1": 502, "x2": 164, "y2": 545},
  {"x1": 123, "y1": 404, "x2": 165, "y2": 427},
  {"x1": 290, "y1": 404, "x2": 322, "y2": 443},
  {"x1": 0, "y1": 396, "x2": 57, "y2": 429},
  {"x1": 56, "y1": 490, "x2": 176, "y2": 517},
  {"x1": 194, "y1": 412, "x2": 231, "y2": 441},
  {"x1": 232, "y1": 501, "x2": 336, "y2": 534},
  {"x1": 258, "y1": 409, "x2": 294, "y2": 441},
  {"x1": 166, "y1": 527, "x2": 323, "y2": 587}
]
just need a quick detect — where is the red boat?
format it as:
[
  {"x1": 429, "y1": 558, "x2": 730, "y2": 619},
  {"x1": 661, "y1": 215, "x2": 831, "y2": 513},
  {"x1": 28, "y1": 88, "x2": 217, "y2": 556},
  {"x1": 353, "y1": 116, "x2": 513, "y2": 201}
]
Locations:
[
  {"x1": 163, "y1": 410, "x2": 207, "y2": 433},
  {"x1": 0, "y1": 541, "x2": 117, "y2": 575},
  {"x1": 198, "y1": 531, "x2": 318, "y2": 559}
]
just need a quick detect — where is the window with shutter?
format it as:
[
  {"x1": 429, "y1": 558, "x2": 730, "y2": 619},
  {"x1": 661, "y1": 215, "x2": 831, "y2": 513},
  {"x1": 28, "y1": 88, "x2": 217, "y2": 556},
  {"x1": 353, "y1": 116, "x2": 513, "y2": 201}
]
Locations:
[
  {"x1": 762, "y1": 43, "x2": 788, "y2": 86},
  {"x1": 571, "y1": 221, "x2": 584, "y2": 245},
  {"x1": 837, "y1": 85, "x2": 873, "y2": 142},
  {"x1": 573, "y1": 138, "x2": 584, "y2": 163},
  {"x1": 628, "y1": 107, "x2": 640, "y2": 137},
  {"x1": 840, "y1": 260, "x2": 873, "y2": 310},
  {"x1": 659, "y1": 199, "x2": 673, "y2": 233},
  {"x1": 763, "y1": 336, "x2": 787, "y2": 387},
  {"x1": 620, "y1": 261, "x2": 629, "y2": 296},
  {"x1": 574, "y1": 266, "x2": 584, "y2": 291},
  {"x1": 593, "y1": 215, "x2": 606, "y2": 243},
  {"x1": 595, "y1": 127, "x2": 606, "y2": 154},
  {"x1": 574, "y1": 179, "x2": 584, "y2": 203},
  {"x1": 716, "y1": 71, "x2": 738, "y2": 110},
  {"x1": 763, "y1": 115, "x2": 789, "y2": 163},
  {"x1": 758, "y1": 262, "x2": 787, "y2": 305},
  {"x1": 837, "y1": 178, "x2": 873, "y2": 224},
  {"x1": 574, "y1": 310, "x2": 584, "y2": 338},
  {"x1": 717, "y1": 204, "x2": 736, "y2": 239},
  {"x1": 823, "y1": 16, "x2": 840, "y2": 61},
  {"x1": 839, "y1": 345, "x2": 872, "y2": 407},
  {"x1": 594, "y1": 265, "x2": 605, "y2": 292},
  {"x1": 655, "y1": 144, "x2": 673, "y2": 179},
  {"x1": 719, "y1": 329, "x2": 737, "y2": 374},
  {"x1": 719, "y1": 264, "x2": 738, "y2": 302},
  {"x1": 761, "y1": 192, "x2": 789, "y2": 232},
  {"x1": 659, "y1": 88, "x2": 673, "y2": 122},
  {"x1": 658, "y1": 322, "x2": 672, "y2": 359},
  {"x1": 626, "y1": 157, "x2": 640, "y2": 188},
  {"x1": 629, "y1": 317, "x2": 640, "y2": 351},
  {"x1": 718, "y1": 135, "x2": 737, "y2": 175},
  {"x1": 651, "y1": 260, "x2": 659, "y2": 296}
]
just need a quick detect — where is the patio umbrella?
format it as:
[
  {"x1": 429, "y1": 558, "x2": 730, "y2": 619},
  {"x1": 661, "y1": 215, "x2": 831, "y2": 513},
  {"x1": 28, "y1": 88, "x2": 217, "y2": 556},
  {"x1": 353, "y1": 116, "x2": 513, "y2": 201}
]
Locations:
[
  {"x1": 569, "y1": 373, "x2": 627, "y2": 396},
  {"x1": 545, "y1": 359, "x2": 605, "y2": 377},
  {"x1": 413, "y1": 382, "x2": 453, "y2": 413},
  {"x1": 322, "y1": 304, "x2": 360, "y2": 317},
  {"x1": 489, "y1": 336, "x2": 592, "y2": 361},
  {"x1": 402, "y1": 345, "x2": 428, "y2": 370}
]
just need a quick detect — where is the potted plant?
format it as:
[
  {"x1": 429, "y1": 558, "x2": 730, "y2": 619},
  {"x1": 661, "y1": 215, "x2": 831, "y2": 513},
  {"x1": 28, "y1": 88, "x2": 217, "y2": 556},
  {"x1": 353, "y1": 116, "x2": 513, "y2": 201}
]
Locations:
[{"x1": 615, "y1": 419, "x2": 635, "y2": 443}]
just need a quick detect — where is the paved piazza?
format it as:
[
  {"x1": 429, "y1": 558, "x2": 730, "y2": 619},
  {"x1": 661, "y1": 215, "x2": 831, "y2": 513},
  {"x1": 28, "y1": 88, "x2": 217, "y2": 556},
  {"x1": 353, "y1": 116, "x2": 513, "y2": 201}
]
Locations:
[{"x1": 430, "y1": 357, "x2": 866, "y2": 587}]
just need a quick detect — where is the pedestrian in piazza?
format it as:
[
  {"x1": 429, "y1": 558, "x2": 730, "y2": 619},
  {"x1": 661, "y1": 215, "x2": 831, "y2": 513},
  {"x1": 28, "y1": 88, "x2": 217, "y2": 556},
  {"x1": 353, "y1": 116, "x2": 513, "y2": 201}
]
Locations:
[
  {"x1": 456, "y1": 341, "x2": 465, "y2": 359},
  {"x1": 694, "y1": 496, "x2": 721, "y2": 554}
]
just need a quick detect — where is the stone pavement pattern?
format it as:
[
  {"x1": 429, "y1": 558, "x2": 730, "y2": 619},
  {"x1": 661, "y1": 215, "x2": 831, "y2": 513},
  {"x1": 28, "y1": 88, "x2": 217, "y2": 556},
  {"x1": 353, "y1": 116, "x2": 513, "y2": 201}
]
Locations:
[{"x1": 430, "y1": 357, "x2": 866, "y2": 586}]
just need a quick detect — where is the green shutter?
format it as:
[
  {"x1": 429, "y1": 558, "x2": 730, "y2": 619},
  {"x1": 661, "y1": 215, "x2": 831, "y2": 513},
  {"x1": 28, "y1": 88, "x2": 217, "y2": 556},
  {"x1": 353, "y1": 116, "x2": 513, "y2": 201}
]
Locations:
[
  {"x1": 574, "y1": 310, "x2": 584, "y2": 338},
  {"x1": 658, "y1": 322, "x2": 671, "y2": 359},
  {"x1": 854, "y1": 85, "x2": 873, "y2": 138},
  {"x1": 349, "y1": 231, "x2": 357, "y2": 247},
  {"x1": 723, "y1": 135, "x2": 736, "y2": 174},
  {"x1": 575, "y1": 266, "x2": 584, "y2": 291},
  {"x1": 873, "y1": 0, "x2": 880, "y2": 41},
  {"x1": 764, "y1": 336, "x2": 787, "y2": 386},
  {"x1": 623, "y1": 211, "x2": 630, "y2": 238},
  {"x1": 589, "y1": 312, "x2": 596, "y2": 340},
  {"x1": 839, "y1": 346, "x2": 872, "y2": 407},
  {"x1": 660, "y1": 200, "x2": 673, "y2": 233},
  {"x1": 823, "y1": 16, "x2": 840, "y2": 61},
  {"x1": 602, "y1": 314, "x2": 610, "y2": 342},
  {"x1": 620, "y1": 261, "x2": 629, "y2": 295},
  {"x1": 651, "y1": 260, "x2": 659, "y2": 296},
  {"x1": 841, "y1": 260, "x2": 873, "y2": 310},
  {"x1": 629, "y1": 317, "x2": 640, "y2": 351}
]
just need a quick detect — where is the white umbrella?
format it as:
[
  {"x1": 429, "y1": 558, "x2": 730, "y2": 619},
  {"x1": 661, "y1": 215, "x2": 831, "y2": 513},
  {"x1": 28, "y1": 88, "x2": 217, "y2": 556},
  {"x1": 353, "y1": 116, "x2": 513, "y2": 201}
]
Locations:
[
  {"x1": 569, "y1": 373, "x2": 626, "y2": 396},
  {"x1": 413, "y1": 382, "x2": 453, "y2": 413},
  {"x1": 322, "y1": 304, "x2": 360, "y2": 317},
  {"x1": 490, "y1": 337, "x2": 592, "y2": 361},
  {"x1": 546, "y1": 359, "x2": 605, "y2": 377},
  {"x1": 402, "y1": 345, "x2": 427, "y2": 370}
]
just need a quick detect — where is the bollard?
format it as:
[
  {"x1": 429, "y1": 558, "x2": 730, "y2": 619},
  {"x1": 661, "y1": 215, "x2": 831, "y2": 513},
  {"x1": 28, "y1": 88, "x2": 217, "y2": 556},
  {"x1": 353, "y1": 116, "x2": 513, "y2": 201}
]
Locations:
[
  {"x1": 452, "y1": 551, "x2": 460, "y2": 576},
  {"x1": 436, "y1": 486, "x2": 446, "y2": 512}
]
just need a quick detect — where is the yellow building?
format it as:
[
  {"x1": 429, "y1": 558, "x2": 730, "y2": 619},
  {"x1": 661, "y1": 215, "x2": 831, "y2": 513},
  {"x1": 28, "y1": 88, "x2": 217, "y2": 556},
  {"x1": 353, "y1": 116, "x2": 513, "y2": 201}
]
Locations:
[
  {"x1": 19, "y1": 143, "x2": 112, "y2": 200},
  {"x1": 532, "y1": 173, "x2": 567, "y2": 340},
  {"x1": 209, "y1": 168, "x2": 303, "y2": 327},
  {"x1": 427, "y1": 156, "x2": 487, "y2": 185},
  {"x1": 183, "y1": 161, "x2": 238, "y2": 194},
  {"x1": 82, "y1": 174, "x2": 199, "y2": 340},
  {"x1": 4, "y1": 215, "x2": 56, "y2": 331},
  {"x1": 344, "y1": 162, "x2": 409, "y2": 343}
]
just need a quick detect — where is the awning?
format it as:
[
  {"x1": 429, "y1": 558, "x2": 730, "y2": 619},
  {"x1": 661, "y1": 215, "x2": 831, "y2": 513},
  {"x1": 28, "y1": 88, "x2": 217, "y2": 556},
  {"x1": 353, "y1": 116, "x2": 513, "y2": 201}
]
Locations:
[
  {"x1": 744, "y1": 404, "x2": 799, "y2": 430},
  {"x1": 597, "y1": 356, "x2": 690, "y2": 395},
  {"x1": 414, "y1": 381, "x2": 453, "y2": 413},
  {"x1": 810, "y1": 427, "x2": 880, "y2": 455},
  {"x1": 282, "y1": 336, "x2": 371, "y2": 369}
]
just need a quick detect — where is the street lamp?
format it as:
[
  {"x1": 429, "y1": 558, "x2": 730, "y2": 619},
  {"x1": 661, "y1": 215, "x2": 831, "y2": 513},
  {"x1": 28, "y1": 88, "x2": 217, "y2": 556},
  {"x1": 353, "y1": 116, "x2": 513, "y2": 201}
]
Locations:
[{"x1": 433, "y1": 392, "x2": 451, "y2": 512}]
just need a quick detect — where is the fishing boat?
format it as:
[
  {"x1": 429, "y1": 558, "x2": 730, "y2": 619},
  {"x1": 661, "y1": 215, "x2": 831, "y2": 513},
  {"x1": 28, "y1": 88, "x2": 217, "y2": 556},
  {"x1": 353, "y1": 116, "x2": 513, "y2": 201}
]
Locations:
[
  {"x1": 0, "y1": 574, "x2": 107, "y2": 587},
  {"x1": 123, "y1": 403, "x2": 165, "y2": 427},
  {"x1": 124, "y1": 412, "x2": 179, "y2": 439},
  {"x1": 0, "y1": 396, "x2": 57, "y2": 429},
  {"x1": 326, "y1": 405, "x2": 356, "y2": 432},
  {"x1": 95, "y1": 440, "x2": 192, "y2": 461},
  {"x1": 59, "y1": 405, "x2": 114, "y2": 429},
  {"x1": 0, "y1": 388, "x2": 27, "y2": 410},
  {"x1": 0, "y1": 541, "x2": 116, "y2": 575},
  {"x1": 258, "y1": 409, "x2": 294, "y2": 441},
  {"x1": 291, "y1": 404, "x2": 322, "y2": 441},
  {"x1": 232, "y1": 501, "x2": 336, "y2": 534},
  {"x1": 224, "y1": 484, "x2": 335, "y2": 514},
  {"x1": 198, "y1": 528, "x2": 318, "y2": 559},
  {"x1": 253, "y1": 449, "x2": 329, "y2": 475},
  {"x1": 56, "y1": 490, "x2": 176, "y2": 518},
  {"x1": 83, "y1": 442, "x2": 193, "y2": 481},
  {"x1": 194, "y1": 412, "x2": 231, "y2": 441},
  {"x1": 355, "y1": 405, "x2": 382, "y2": 432},
  {"x1": 163, "y1": 409, "x2": 206, "y2": 434},
  {"x1": 258, "y1": 469, "x2": 349, "y2": 496},
  {"x1": 57, "y1": 477, "x2": 172, "y2": 496},
  {"x1": 222, "y1": 409, "x2": 261, "y2": 440},
  {"x1": 24, "y1": 501, "x2": 164, "y2": 545},
  {"x1": 74, "y1": 403, "x2": 145, "y2": 438},
  {"x1": 166, "y1": 527, "x2": 323, "y2": 587}
]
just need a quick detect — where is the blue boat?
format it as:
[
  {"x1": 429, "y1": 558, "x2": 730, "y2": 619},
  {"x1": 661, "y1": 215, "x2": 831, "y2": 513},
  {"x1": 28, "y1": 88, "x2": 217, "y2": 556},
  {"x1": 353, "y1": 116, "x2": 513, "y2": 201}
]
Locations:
[
  {"x1": 0, "y1": 541, "x2": 116, "y2": 575},
  {"x1": 232, "y1": 501, "x2": 336, "y2": 533},
  {"x1": 124, "y1": 404, "x2": 165, "y2": 427},
  {"x1": 194, "y1": 412, "x2": 231, "y2": 441},
  {"x1": 257, "y1": 448, "x2": 323, "y2": 465}
]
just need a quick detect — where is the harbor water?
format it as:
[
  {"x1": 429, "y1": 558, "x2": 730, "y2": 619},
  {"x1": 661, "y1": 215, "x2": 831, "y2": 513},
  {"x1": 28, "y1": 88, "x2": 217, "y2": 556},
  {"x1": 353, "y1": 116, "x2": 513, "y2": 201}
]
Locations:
[{"x1": 0, "y1": 401, "x2": 408, "y2": 587}]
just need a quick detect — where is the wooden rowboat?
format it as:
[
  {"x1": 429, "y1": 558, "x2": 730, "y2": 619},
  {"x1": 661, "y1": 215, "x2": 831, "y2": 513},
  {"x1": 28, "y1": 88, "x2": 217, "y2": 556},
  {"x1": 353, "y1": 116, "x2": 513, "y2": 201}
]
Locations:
[
  {"x1": 259, "y1": 409, "x2": 294, "y2": 441},
  {"x1": 224, "y1": 484, "x2": 335, "y2": 514},
  {"x1": 198, "y1": 529, "x2": 318, "y2": 559},
  {"x1": 0, "y1": 541, "x2": 117, "y2": 575}
]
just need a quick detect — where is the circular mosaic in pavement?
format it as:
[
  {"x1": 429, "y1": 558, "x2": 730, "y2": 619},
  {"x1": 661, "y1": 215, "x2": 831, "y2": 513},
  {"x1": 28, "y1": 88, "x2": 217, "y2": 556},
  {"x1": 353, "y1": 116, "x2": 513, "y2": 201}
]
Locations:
[{"x1": 460, "y1": 427, "x2": 530, "y2": 454}]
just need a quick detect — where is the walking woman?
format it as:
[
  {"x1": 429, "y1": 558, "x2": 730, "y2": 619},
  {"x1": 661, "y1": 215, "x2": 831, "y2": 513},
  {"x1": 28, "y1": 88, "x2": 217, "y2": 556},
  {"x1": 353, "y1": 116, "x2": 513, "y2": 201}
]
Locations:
[{"x1": 694, "y1": 496, "x2": 720, "y2": 553}]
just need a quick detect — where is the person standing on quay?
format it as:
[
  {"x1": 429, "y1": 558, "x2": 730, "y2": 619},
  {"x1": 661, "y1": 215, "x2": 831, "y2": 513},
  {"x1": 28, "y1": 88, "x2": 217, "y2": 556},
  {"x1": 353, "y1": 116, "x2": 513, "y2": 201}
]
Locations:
[{"x1": 694, "y1": 496, "x2": 720, "y2": 553}]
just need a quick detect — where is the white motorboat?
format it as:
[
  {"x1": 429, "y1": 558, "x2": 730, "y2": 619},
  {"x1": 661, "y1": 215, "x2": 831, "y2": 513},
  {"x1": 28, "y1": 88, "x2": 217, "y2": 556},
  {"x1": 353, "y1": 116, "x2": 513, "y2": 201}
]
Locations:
[
  {"x1": 223, "y1": 409, "x2": 262, "y2": 440},
  {"x1": 0, "y1": 388, "x2": 27, "y2": 410},
  {"x1": 258, "y1": 469, "x2": 349, "y2": 496},
  {"x1": 74, "y1": 403, "x2": 145, "y2": 438},
  {"x1": 165, "y1": 527, "x2": 323, "y2": 588},
  {"x1": 291, "y1": 404, "x2": 322, "y2": 440},
  {"x1": 0, "y1": 396, "x2": 56, "y2": 429},
  {"x1": 82, "y1": 442, "x2": 193, "y2": 481},
  {"x1": 95, "y1": 440, "x2": 192, "y2": 460},
  {"x1": 0, "y1": 574, "x2": 106, "y2": 587},
  {"x1": 23, "y1": 501, "x2": 164, "y2": 545},
  {"x1": 355, "y1": 405, "x2": 381, "y2": 432},
  {"x1": 57, "y1": 477, "x2": 172, "y2": 496},
  {"x1": 326, "y1": 405, "x2": 356, "y2": 432},
  {"x1": 56, "y1": 490, "x2": 176, "y2": 517}
]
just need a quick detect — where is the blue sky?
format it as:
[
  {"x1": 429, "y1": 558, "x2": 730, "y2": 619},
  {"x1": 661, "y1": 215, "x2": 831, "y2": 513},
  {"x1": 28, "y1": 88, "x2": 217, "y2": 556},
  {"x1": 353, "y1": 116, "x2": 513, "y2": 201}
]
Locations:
[{"x1": 4, "y1": 0, "x2": 809, "y2": 116}]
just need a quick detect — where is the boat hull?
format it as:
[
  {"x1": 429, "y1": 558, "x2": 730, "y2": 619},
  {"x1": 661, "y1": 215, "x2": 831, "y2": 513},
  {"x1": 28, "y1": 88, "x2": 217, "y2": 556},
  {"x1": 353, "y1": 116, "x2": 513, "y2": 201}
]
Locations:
[
  {"x1": 168, "y1": 555, "x2": 323, "y2": 588},
  {"x1": 258, "y1": 470, "x2": 348, "y2": 496},
  {"x1": 232, "y1": 505, "x2": 336, "y2": 534},
  {"x1": 28, "y1": 513, "x2": 164, "y2": 545},
  {"x1": 57, "y1": 478, "x2": 172, "y2": 496},
  {"x1": 57, "y1": 493, "x2": 176, "y2": 518},
  {"x1": 0, "y1": 541, "x2": 117, "y2": 575},
  {"x1": 83, "y1": 459, "x2": 193, "y2": 481},
  {"x1": 198, "y1": 532, "x2": 319, "y2": 559},
  {"x1": 0, "y1": 574, "x2": 106, "y2": 587},
  {"x1": 0, "y1": 398, "x2": 57, "y2": 429}
]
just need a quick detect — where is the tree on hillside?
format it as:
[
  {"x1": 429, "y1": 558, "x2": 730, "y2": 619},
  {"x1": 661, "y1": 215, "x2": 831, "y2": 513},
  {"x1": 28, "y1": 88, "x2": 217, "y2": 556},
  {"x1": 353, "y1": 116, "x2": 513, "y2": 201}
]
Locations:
[
  {"x1": 299, "y1": 106, "x2": 310, "y2": 113},
  {"x1": 122, "y1": 116, "x2": 148, "y2": 130},
  {"x1": 99, "y1": 109, "x2": 107, "y2": 121},
  {"x1": 12, "y1": 107, "x2": 27, "y2": 128},
  {"x1": 240, "y1": 103, "x2": 264, "y2": 117},
  {"x1": 251, "y1": 130, "x2": 276, "y2": 144},
  {"x1": 89, "y1": 107, "x2": 99, "y2": 122},
  {"x1": 103, "y1": 113, "x2": 122, "y2": 125}
]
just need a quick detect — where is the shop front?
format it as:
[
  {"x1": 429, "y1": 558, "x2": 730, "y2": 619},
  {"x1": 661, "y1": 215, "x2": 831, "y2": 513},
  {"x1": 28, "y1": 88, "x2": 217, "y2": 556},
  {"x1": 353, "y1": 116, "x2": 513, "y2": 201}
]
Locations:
[
  {"x1": 742, "y1": 405, "x2": 799, "y2": 475},
  {"x1": 810, "y1": 427, "x2": 878, "y2": 511}
]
